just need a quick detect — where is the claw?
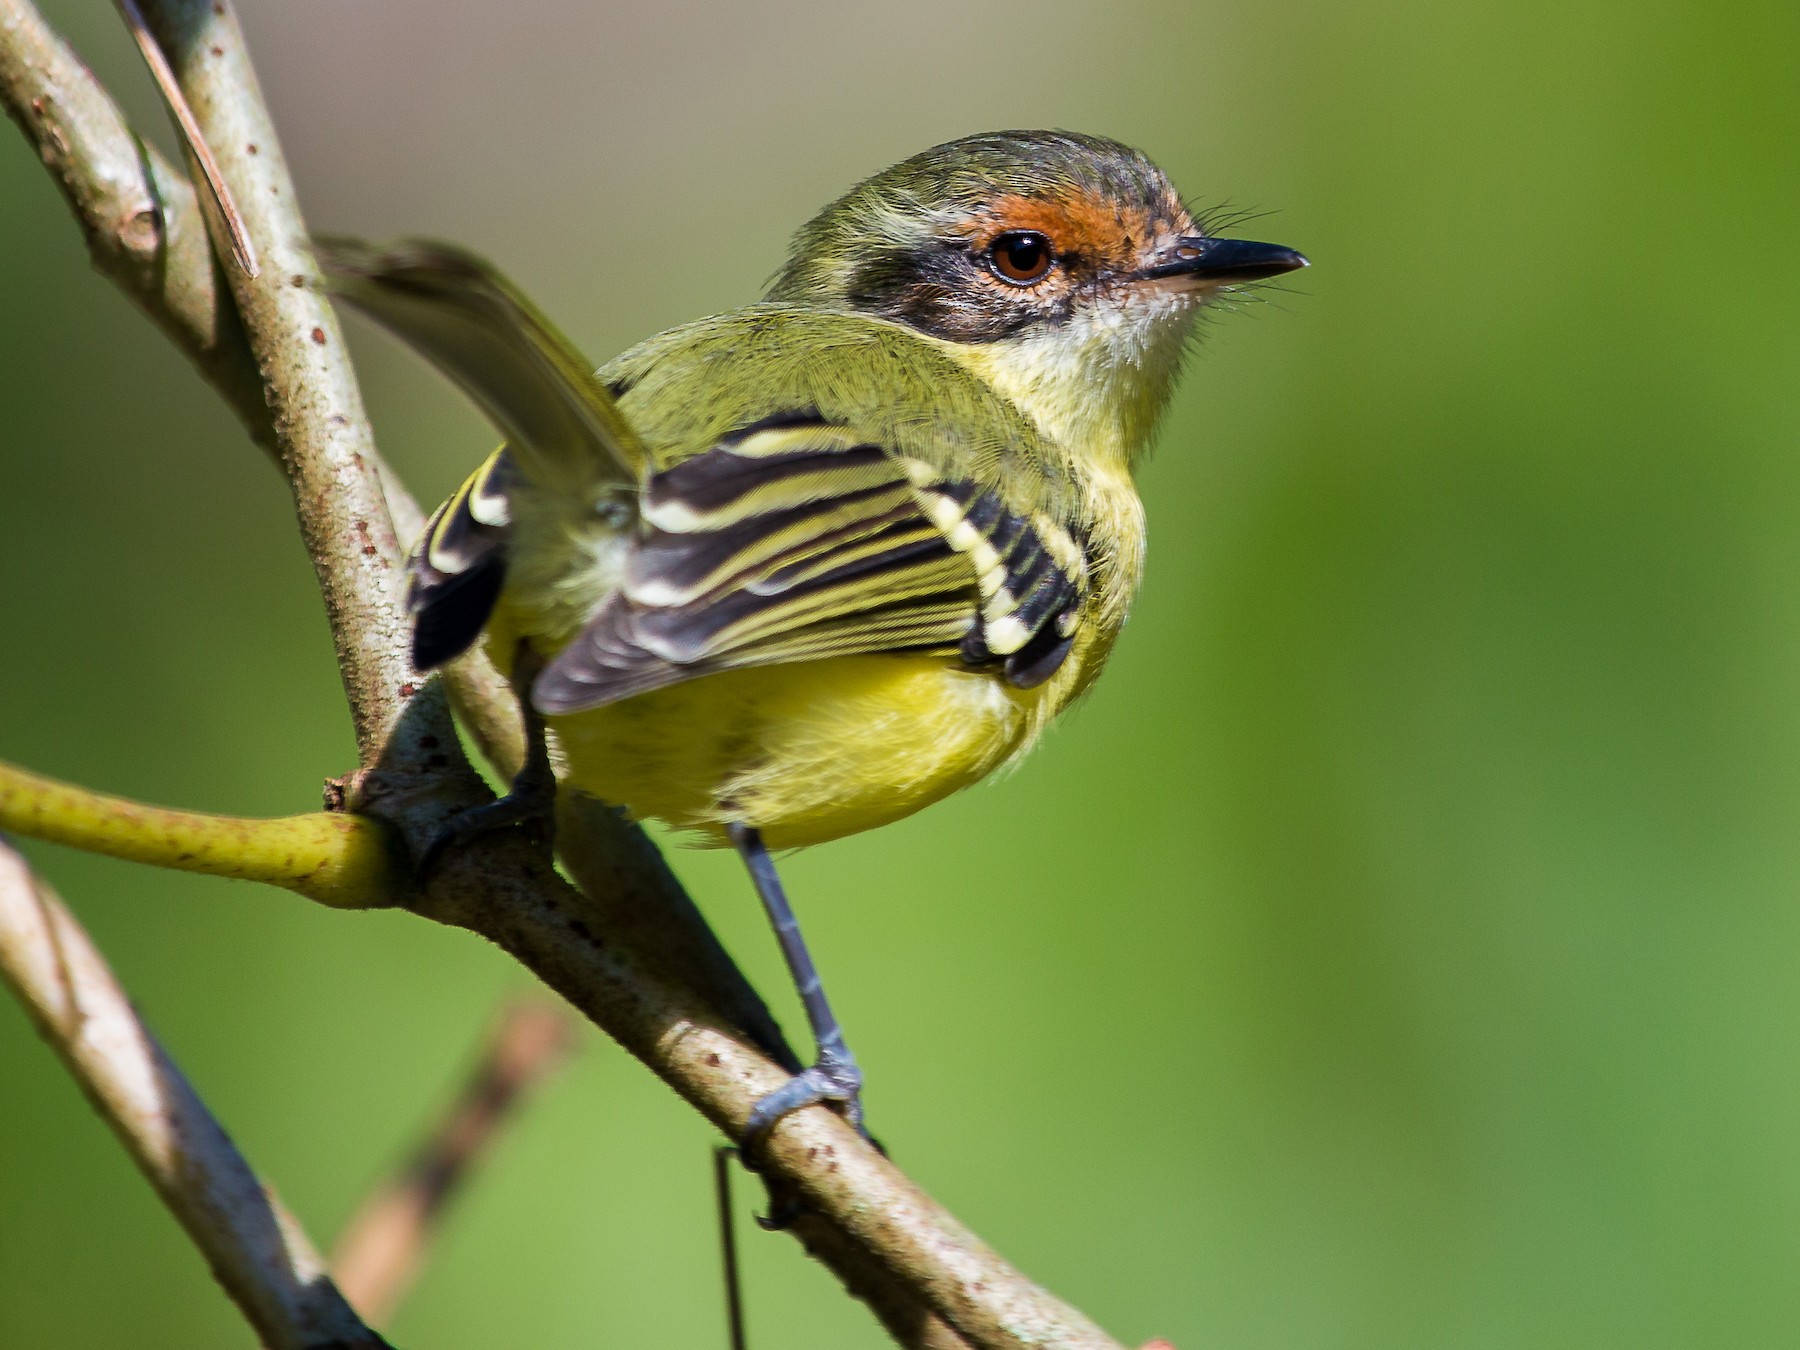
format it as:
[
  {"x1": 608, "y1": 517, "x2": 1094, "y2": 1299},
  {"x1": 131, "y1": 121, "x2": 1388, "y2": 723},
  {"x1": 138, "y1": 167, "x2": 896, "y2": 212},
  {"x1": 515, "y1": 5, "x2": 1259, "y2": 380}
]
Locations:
[
  {"x1": 417, "y1": 774, "x2": 556, "y2": 874},
  {"x1": 740, "y1": 1046, "x2": 864, "y2": 1158},
  {"x1": 417, "y1": 639, "x2": 557, "y2": 876},
  {"x1": 739, "y1": 1052, "x2": 883, "y2": 1230}
]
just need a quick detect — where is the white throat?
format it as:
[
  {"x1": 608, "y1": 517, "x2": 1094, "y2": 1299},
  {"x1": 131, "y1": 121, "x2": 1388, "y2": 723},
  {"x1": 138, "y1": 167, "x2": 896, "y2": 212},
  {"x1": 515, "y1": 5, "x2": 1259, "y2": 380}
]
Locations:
[{"x1": 933, "y1": 289, "x2": 1200, "y2": 470}]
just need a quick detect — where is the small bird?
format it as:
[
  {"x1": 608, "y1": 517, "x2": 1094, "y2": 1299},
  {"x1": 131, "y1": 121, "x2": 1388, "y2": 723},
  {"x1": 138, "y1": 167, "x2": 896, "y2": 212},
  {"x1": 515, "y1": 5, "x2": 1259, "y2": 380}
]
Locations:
[{"x1": 321, "y1": 130, "x2": 1305, "y2": 1145}]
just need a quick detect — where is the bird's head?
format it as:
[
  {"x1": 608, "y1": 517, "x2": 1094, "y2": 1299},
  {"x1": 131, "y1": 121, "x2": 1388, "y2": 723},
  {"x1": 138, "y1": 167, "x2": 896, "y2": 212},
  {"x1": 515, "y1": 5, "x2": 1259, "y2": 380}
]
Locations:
[{"x1": 767, "y1": 130, "x2": 1306, "y2": 465}]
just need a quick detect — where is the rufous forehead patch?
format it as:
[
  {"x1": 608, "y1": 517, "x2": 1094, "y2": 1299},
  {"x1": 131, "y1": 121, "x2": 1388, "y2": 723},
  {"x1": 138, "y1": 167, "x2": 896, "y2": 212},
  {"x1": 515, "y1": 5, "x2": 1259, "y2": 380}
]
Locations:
[{"x1": 968, "y1": 188, "x2": 1190, "y2": 270}]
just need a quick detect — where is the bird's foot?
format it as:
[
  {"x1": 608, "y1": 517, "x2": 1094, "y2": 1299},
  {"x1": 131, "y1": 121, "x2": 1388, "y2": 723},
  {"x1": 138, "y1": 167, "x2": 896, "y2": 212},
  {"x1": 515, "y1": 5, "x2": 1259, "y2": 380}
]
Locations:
[
  {"x1": 418, "y1": 768, "x2": 557, "y2": 875},
  {"x1": 417, "y1": 639, "x2": 558, "y2": 876},
  {"x1": 741, "y1": 1045, "x2": 865, "y2": 1155}
]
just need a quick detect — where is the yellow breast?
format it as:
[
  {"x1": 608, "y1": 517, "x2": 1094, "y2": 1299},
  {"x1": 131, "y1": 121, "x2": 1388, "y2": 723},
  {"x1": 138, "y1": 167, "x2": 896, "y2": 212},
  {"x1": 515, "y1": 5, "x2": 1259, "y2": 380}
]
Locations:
[
  {"x1": 479, "y1": 456, "x2": 1142, "y2": 850},
  {"x1": 543, "y1": 652, "x2": 1052, "y2": 849}
]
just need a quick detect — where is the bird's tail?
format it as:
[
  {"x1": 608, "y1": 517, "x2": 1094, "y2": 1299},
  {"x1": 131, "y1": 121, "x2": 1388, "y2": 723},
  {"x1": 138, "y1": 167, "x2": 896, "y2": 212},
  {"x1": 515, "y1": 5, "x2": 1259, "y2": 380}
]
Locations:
[{"x1": 314, "y1": 235, "x2": 645, "y2": 496}]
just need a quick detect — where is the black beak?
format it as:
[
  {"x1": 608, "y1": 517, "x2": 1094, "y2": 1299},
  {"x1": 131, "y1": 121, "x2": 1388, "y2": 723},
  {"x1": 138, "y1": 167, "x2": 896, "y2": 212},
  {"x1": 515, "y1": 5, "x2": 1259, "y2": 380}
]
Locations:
[{"x1": 1140, "y1": 236, "x2": 1309, "y2": 284}]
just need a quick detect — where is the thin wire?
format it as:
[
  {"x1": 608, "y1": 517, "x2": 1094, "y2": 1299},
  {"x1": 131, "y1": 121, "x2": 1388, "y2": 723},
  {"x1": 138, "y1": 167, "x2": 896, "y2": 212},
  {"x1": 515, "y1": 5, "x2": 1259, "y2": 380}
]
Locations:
[{"x1": 713, "y1": 1147, "x2": 749, "y2": 1350}]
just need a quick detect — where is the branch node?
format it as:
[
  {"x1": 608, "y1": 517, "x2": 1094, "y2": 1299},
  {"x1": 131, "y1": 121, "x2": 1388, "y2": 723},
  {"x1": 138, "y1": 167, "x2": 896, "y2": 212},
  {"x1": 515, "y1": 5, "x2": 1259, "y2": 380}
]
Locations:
[{"x1": 116, "y1": 201, "x2": 164, "y2": 259}]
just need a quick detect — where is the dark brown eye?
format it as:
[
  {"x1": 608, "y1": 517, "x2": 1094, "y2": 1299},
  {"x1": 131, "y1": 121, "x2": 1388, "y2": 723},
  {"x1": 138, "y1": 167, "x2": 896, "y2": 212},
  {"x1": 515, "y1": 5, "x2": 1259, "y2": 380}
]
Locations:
[{"x1": 989, "y1": 231, "x2": 1053, "y2": 284}]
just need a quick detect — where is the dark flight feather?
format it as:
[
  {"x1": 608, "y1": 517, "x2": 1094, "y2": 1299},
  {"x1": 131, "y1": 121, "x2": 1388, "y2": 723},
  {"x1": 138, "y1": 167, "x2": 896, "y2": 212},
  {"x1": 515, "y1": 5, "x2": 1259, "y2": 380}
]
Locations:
[{"x1": 406, "y1": 448, "x2": 515, "y2": 670}]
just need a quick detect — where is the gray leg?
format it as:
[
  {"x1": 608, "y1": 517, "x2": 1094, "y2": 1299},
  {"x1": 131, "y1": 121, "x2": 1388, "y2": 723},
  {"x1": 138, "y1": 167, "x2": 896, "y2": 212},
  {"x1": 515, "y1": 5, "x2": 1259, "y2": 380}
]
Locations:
[{"x1": 729, "y1": 823, "x2": 865, "y2": 1149}]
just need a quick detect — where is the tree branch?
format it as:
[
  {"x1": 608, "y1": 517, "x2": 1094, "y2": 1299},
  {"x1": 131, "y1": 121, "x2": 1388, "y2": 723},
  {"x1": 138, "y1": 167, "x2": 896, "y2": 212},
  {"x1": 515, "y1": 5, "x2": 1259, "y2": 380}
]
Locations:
[
  {"x1": 0, "y1": 757, "x2": 401, "y2": 909},
  {"x1": 114, "y1": 0, "x2": 257, "y2": 276},
  {"x1": 129, "y1": 0, "x2": 417, "y2": 763},
  {"x1": 331, "y1": 999, "x2": 577, "y2": 1325},
  {"x1": 0, "y1": 840, "x2": 391, "y2": 1349},
  {"x1": 2, "y1": 2, "x2": 1128, "y2": 1345},
  {"x1": 439, "y1": 661, "x2": 801, "y2": 1075},
  {"x1": 0, "y1": 0, "x2": 267, "y2": 439}
]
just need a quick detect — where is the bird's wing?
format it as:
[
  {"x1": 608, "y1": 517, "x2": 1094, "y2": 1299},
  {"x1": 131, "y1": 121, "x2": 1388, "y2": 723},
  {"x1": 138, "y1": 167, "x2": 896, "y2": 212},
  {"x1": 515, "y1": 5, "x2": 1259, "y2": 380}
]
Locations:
[
  {"x1": 532, "y1": 409, "x2": 1089, "y2": 712},
  {"x1": 315, "y1": 236, "x2": 644, "y2": 494},
  {"x1": 323, "y1": 243, "x2": 1091, "y2": 689}
]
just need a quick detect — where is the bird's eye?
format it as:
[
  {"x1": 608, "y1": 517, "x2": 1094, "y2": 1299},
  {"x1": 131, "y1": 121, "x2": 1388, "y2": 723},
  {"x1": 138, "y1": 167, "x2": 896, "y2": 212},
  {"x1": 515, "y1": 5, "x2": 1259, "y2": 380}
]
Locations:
[{"x1": 989, "y1": 231, "x2": 1054, "y2": 284}]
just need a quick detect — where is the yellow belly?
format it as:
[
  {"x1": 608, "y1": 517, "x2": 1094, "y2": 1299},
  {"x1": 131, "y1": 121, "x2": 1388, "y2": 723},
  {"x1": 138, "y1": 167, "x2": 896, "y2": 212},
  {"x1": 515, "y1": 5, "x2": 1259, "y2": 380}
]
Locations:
[{"x1": 536, "y1": 652, "x2": 1042, "y2": 849}]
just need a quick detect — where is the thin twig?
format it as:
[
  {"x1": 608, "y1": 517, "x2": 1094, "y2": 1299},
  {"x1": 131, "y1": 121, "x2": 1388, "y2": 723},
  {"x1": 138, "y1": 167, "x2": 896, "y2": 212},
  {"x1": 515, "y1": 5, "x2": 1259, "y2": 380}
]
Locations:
[
  {"x1": 114, "y1": 0, "x2": 256, "y2": 276},
  {"x1": 331, "y1": 999, "x2": 578, "y2": 1324},
  {"x1": 0, "y1": 757, "x2": 401, "y2": 909},
  {"x1": 715, "y1": 1147, "x2": 750, "y2": 1350},
  {"x1": 0, "y1": 840, "x2": 391, "y2": 1349}
]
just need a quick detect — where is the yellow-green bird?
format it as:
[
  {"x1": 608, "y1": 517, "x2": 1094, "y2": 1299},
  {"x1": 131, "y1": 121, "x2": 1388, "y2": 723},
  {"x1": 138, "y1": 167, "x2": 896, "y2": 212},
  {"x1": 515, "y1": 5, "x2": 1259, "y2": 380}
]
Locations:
[{"x1": 320, "y1": 129, "x2": 1305, "y2": 1143}]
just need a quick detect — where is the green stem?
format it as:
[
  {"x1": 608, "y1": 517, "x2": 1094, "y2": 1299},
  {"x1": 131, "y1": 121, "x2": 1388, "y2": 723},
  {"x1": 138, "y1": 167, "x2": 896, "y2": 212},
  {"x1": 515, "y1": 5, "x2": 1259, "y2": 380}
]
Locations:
[{"x1": 0, "y1": 759, "x2": 400, "y2": 909}]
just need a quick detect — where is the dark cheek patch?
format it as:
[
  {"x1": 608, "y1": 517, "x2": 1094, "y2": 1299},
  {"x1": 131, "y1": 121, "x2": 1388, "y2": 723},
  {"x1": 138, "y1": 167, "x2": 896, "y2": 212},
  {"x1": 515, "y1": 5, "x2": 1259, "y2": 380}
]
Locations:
[{"x1": 849, "y1": 243, "x2": 1045, "y2": 343}]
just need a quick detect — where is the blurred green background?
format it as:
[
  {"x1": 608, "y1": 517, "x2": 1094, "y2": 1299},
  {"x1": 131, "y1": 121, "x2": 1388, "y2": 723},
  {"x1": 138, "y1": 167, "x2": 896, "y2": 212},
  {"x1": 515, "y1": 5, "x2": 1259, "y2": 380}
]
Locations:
[{"x1": 4, "y1": 0, "x2": 1798, "y2": 1345}]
